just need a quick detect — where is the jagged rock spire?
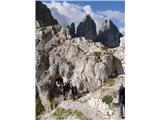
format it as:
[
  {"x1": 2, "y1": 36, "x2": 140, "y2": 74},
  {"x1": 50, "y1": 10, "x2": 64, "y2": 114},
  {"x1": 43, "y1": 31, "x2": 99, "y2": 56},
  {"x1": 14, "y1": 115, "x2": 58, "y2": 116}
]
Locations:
[
  {"x1": 36, "y1": 1, "x2": 58, "y2": 28},
  {"x1": 76, "y1": 14, "x2": 97, "y2": 41},
  {"x1": 97, "y1": 19, "x2": 123, "y2": 48},
  {"x1": 68, "y1": 22, "x2": 75, "y2": 38}
]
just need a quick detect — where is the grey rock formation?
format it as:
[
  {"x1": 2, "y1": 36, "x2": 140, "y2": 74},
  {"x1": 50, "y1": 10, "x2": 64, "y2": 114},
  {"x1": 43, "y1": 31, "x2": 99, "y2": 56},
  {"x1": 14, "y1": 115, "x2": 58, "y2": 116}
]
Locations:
[
  {"x1": 36, "y1": 1, "x2": 58, "y2": 28},
  {"x1": 36, "y1": 24, "x2": 124, "y2": 112},
  {"x1": 113, "y1": 37, "x2": 125, "y2": 72},
  {"x1": 76, "y1": 15, "x2": 97, "y2": 41},
  {"x1": 97, "y1": 19, "x2": 123, "y2": 48},
  {"x1": 68, "y1": 22, "x2": 75, "y2": 38},
  {"x1": 107, "y1": 37, "x2": 125, "y2": 73}
]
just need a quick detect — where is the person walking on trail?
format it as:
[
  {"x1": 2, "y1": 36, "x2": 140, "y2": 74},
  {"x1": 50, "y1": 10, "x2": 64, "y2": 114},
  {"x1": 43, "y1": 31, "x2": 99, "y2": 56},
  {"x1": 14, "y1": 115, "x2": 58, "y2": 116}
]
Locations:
[
  {"x1": 118, "y1": 83, "x2": 125, "y2": 119},
  {"x1": 68, "y1": 83, "x2": 75, "y2": 100},
  {"x1": 62, "y1": 82, "x2": 67, "y2": 100}
]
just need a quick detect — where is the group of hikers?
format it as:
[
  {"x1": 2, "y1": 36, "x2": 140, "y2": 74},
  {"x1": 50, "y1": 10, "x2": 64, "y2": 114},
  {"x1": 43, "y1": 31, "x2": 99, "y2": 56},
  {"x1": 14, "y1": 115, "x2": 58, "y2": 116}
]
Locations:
[
  {"x1": 55, "y1": 78, "x2": 78, "y2": 101},
  {"x1": 54, "y1": 77, "x2": 125, "y2": 119}
]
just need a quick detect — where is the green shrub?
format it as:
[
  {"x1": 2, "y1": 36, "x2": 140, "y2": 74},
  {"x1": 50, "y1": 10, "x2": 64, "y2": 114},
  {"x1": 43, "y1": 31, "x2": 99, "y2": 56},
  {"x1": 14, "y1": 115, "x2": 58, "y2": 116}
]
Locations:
[
  {"x1": 102, "y1": 95, "x2": 113, "y2": 104},
  {"x1": 64, "y1": 109, "x2": 73, "y2": 117},
  {"x1": 36, "y1": 95, "x2": 45, "y2": 116},
  {"x1": 53, "y1": 108, "x2": 88, "y2": 120},
  {"x1": 53, "y1": 108, "x2": 65, "y2": 120},
  {"x1": 104, "y1": 77, "x2": 115, "y2": 87},
  {"x1": 73, "y1": 109, "x2": 88, "y2": 120}
]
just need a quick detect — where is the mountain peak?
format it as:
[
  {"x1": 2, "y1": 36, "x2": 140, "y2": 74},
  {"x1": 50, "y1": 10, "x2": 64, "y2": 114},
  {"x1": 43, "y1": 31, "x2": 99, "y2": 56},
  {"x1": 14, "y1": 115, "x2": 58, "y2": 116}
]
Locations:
[
  {"x1": 82, "y1": 14, "x2": 92, "y2": 22},
  {"x1": 36, "y1": 1, "x2": 58, "y2": 28},
  {"x1": 101, "y1": 19, "x2": 114, "y2": 30},
  {"x1": 76, "y1": 15, "x2": 97, "y2": 41},
  {"x1": 97, "y1": 19, "x2": 122, "y2": 48}
]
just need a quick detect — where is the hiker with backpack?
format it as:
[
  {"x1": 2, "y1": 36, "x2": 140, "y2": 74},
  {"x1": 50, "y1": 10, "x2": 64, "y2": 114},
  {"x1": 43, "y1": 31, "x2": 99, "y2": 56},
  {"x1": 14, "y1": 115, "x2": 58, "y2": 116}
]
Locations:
[{"x1": 118, "y1": 83, "x2": 125, "y2": 119}]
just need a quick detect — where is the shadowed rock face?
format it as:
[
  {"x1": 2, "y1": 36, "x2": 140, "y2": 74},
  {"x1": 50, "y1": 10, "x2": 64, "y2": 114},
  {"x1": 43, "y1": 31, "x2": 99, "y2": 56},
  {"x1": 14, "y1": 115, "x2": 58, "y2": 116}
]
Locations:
[
  {"x1": 36, "y1": 50, "x2": 50, "y2": 83},
  {"x1": 97, "y1": 19, "x2": 123, "y2": 48},
  {"x1": 68, "y1": 22, "x2": 75, "y2": 38},
  {"x1": 76, "y1": 15, "x2": 97, "y2": 41},
  {"x1": 113, "y1": 56, "x2": 124, "y2": 76},
  {"x1": 36, "y1": 1, "x2": 58, "y2": 28}
]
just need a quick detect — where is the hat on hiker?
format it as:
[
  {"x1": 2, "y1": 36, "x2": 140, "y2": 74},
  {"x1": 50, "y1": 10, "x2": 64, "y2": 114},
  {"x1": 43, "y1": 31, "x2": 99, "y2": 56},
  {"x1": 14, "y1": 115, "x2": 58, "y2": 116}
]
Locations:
[{"x1": 119, "y1": 83, "x2": 123, "y2": 87}]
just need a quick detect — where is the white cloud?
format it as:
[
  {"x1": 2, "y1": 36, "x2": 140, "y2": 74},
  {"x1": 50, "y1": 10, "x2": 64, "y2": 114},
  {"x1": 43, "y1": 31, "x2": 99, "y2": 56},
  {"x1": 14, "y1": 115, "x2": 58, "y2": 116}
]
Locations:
[
  {"x1": 98, "y1": 10, "x2": 124, "y2": 23},
  {"x1": 44, "y1": 1, "x2": 124, "y2": 33},
  {"x1": 119, "y1": 27, "x2": 125, "y2": 35}
]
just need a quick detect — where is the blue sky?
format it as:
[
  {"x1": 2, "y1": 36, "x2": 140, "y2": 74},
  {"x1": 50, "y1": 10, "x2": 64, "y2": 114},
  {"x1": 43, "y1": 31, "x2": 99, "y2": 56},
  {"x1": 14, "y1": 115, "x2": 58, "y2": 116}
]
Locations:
[
  {"x1": 43, "y1": 1, "x2": 124, "y2": 12},
  {"x1": 67, "y1": 1, "x2": 125, "y2": 12},
  {"x1": 42, "y1": 0, "x2": 125, "y2": 33}
]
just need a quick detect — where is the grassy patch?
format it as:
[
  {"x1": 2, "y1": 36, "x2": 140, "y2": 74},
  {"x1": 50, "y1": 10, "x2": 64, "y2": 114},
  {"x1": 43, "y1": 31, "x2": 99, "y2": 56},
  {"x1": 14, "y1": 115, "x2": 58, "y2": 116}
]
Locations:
[
  {"x1": 104, "y1": 77, "x2": 115, "y2": 87},
  {"x1": 102, "y1": 95, "x2": 113, "y2": 104},
  {"x1": 36, "y1": 95, "x2": 45, "y2": 116},
  {"x1": 113, "y1": 102, "x2": 119, "y2": 107},
  {"x1": 64, "y1": 109, "x2": 73, "y2": 117},
  {"x1": 53, "y1": 108, "x2": 88, "y2": 120},
  {"x1": 53, "y1": 108, "x2": 65, "y2": 120},
  {"x1": 73, "y1": 109, "x2": 88, "y2": 120}
]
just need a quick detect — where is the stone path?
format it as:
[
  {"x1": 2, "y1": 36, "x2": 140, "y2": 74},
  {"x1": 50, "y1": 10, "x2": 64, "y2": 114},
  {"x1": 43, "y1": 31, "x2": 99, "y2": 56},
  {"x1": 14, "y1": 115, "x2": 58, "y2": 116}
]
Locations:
[
  {"x1": 39, "y1": 75, "x2": 125, "y2": 120},
  {"x1": 57, "y1": 75, "x2": 125, "y2": 120},
  {"x1": 58, "y1": 100, "x2": 108, "y2": 120}
]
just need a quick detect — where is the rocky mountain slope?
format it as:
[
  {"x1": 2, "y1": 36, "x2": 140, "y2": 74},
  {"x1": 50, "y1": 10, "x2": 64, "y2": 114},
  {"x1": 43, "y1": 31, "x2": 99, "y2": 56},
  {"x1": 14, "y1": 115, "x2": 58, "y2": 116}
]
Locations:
[
  {"x1": 38, "y1": 75, "x2": 125, "y2": 120},
  {"x1": 36, "y1": 24, "x2": 124, "y2": 112},
  {"x1": 36, "y1": 1, "x2": 125, "y2": 120}
]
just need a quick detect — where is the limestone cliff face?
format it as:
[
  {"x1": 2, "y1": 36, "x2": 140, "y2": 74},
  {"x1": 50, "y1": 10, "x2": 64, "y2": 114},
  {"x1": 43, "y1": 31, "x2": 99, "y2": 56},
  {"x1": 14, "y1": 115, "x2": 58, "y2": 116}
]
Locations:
[
  {"x1": 97, "y1": 19, "x2": 123, "y2": 48},
  {"x1": 36, "y1": 24, "x2": 124, "y2": 111},
  {"x1": 113, "y1": 37, "x2": 125, "y2": 72},
  {"x1": 36, "y1": 1, "x2": 58, "y2": 28},
  {"x1": 76, "y1": 15, "x2": 97, "y2": 41}
]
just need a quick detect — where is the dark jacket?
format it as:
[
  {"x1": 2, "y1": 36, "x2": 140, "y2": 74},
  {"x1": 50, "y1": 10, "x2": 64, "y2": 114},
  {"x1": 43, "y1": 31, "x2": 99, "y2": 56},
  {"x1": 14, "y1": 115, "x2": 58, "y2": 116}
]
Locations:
[{"x1": 118, "y1": 86, "x2": 125, "y2": 104}]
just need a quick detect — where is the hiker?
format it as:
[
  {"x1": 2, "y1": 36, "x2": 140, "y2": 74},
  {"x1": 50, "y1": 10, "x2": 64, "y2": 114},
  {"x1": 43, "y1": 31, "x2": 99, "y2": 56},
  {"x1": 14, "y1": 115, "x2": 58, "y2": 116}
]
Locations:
[
  {"x1": 62, "y1": 81, "x2": 70, "y2": 100},
  {"x1": 73, "y1": 86, "x2": 78, "y2": 95},
  {"x1": 68, "y1": 83, "x2": 74, "y2": 100},
  {"x1": 71, "y1": 84, "x2": 77, "y2": 101},
  {"x1": 62, "y1": 82, "x2": 67, "y2": 100},
  {"x1": 55, "y1": 81, "x2": 61, "y2": 94},
  {"x1": 55, "y1": 78, "x2": 64, "y2": 95},
  {"x1": 118, "y1": 83, "x2": 125, "y2": 119},
  {"x1": 64, "y1": 81, "x2": 77, "y2": 100}
]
